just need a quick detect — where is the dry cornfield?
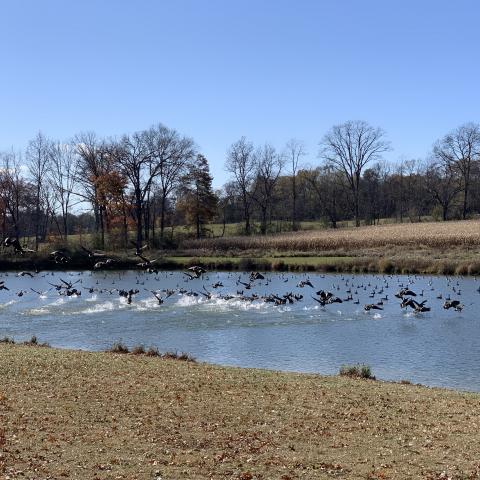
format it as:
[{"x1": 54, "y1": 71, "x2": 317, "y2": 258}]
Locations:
[{"x1": 183, "y1": 220, "x2": 480, "y2": 253}]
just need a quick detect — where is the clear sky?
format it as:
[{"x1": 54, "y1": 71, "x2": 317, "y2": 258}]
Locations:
[{"x1": 1, "y1": 0, "x2": 479, "y2": 186}]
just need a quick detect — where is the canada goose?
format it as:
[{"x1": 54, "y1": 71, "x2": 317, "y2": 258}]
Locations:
[
  {"x1": 443, "y1": 300, "x2": 463, "y2": 311},
  {"x1": 3, "y1": 237, "x2": 34, "y2": 256},
  {"x1": 249, "y1": 271, "x2": 265, "y2": 281},
  {"x1": 149, "y1": 291, "x2": 164, "y2": 304},
  {"x1": 237, "y1": 279, "x2": 252, "y2": 289},
  {"x1": 80, "y1": 245, "x2": 106, "y2": 259},
  {"x1": 394, "y1": 288, "x2": 417, "y2": 298},
  {"x1": 364, "y1": 304, "x2": 383, "y2": 311},
  {"x1": 183, "y1": 271, "x2": 197, "y2": 280},
  {"x1": 311, "y1": 296, "x2": 326, "y2": 306},
  {"x1": 50, "y1": 250, "x2": 71, "y2": 264},
  {"x1": 199, "y1": 286, "x2": 212, "y2": 300},
  {"x1": 316, "y1": 290, "x2": 333, "y2": 301},
  {"x1": 130, "y1": 241, "x2": 149, "y2": 256},
  {"x1": 17, "y1": 271, "x2": 34, "y2": 278},
  {"x1": 188, "y1": 266, "x2": 206, "y2": 276},
  {"x1": 30, "y1": 288, "x2": 48, "y2": 296},
  {"x1": 297, "y1": 280, "x2": 314, "y2": 288},
  {"x1": 401, "y1": 298, "x2": 430, "y2": 312},
  {"x1": 93, "y1": 259, "x2": 115, "y2": 270}
]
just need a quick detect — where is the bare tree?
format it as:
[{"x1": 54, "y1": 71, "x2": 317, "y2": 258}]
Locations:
[
  {"x1": 305, "y1": 165, "x2": 345, "y2": 228},
  {"x1": 0, "y1": 151, "x2": 35, "y2": 243},
  {"x1": 148, "y1": 124, "x2": 196, "y2": 241},
  {"x1": 112, "y1": 124, "x2": 195, "y2": 246},
  {"x1": 252, "y1": 144, "x2": 285, "y2": 234},
  {"x1": 26, "y1": 132, "x2": 52, "y2": 250},
  {"x1": 225, "y1": 137, "x2": 256, "y2": 235},
  {"x1": 433, "y1": 123, "x2": 480, "y2": 220},
  {"x1": 285, "y1": 139, "x2": 306, "y2": 231},
  {"x1": 74, "y1": 132, "x2": 119, "y2": 248},
  {"x1": 111, "y1": 129, "x2": 154, "y2": 247},
  {"x1": 47, "y1": 142, "x2": 80, "y2": 239},
  {"x1": 320, "y1": 120, "x2": 390, "y2": 226},
  {"x1": 425, "y1": 158, "x2": 462, "y2": 221}
]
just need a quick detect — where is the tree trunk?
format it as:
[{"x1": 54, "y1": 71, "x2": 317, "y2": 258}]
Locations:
[
  {"x1": 463, "y1": 182, "x2": 468, "y2": 220},
  {"x1": 122, "y1": 200, "x2": 128, "y2": 250},
  {"x1": 63, "y1": 210, "x2": 68, "y2": 241},
  {"x1": 135, "y1": 189, "x2": 143, "y2": 246},
  {"x1": 160, "y1": 195, "x2": 167, "y2": 240},
  {"x1": 99, "y1": 206, "x2": 105, "y2": 248},
  {"x1": 354, "y1": 193, "x2": 360, "y2": 227},
  {"x1": 245, "y1": 215, "x2": 251, "y2": 235},
  {"x1": 221, "y1": 209, "x2": 226, "y2": 237},
  {"x1": 152, "y1": 203, "x2": 156, "y2": 247},
  {"x1": 243, "y1": 196, "x2": 251, "y2": 235},
  {"x1": 260, "y1": 206, "x2": 267, "y2": 235},
  {"x1": 292, "y1": 175, "x2": 297, "y2": 231}
]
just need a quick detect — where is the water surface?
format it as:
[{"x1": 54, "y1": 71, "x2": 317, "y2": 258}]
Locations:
[{"x1": 0, "y1": 270, "x2": 478, "y2": 391}]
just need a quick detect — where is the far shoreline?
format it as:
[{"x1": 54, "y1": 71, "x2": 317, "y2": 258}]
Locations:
[{"x1": 1, "y1": 249, "x2": 480, "y2": 275}]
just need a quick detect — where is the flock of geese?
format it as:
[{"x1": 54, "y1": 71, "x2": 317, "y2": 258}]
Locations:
[{"x1": 0, "y1": 237, "x2": 471, "y2": 314}]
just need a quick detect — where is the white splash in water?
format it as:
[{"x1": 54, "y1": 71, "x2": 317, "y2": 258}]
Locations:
[
  {"x1": 82, "y1": 301, "x2": 116, "y2": 314},
  {"x1": 0, "y1": 299, "x2": 16, "y2": 309}
]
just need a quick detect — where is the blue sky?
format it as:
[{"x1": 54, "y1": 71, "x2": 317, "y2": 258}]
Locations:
[{"x1": 1, "y1": 0, "x2": 479, "y2": 186}]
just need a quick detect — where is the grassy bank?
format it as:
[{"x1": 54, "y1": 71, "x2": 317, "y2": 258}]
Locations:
[
  {"x1": 3, "y1": 249, "x2": 480, "y2": 275},
  {"x1": 1, "y1": 344, "x2": 480, "y2": 479}
]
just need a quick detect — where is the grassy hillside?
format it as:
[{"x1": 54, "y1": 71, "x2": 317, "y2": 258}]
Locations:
[{"x1": 1, "y1": 344, "x2": 480, "y2": 479}]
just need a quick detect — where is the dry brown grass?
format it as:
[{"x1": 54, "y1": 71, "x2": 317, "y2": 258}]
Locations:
[
  {"x1": 178, "y1": 219, "x2": 480, "y2": 274},
  {"x1": 183, "y1": 219, "x2": 480, "y2": 253},
  {"x1": 1, "y1": 344, "x2": 480, "y2": 479}
]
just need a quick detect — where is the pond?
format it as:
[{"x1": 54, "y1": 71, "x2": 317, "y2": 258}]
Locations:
[{"x1": 0, "y1": 270, "x2": 479, "y2": 391}]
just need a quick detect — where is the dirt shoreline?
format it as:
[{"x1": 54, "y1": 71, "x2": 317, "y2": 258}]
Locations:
[{"x1": 1, "y1": 344, "x2": 480, "y2": 479}]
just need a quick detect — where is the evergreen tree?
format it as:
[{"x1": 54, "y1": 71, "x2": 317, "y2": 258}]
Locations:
[{"x1": 177, "y1": 154, "x2": 218, "y2": 238}]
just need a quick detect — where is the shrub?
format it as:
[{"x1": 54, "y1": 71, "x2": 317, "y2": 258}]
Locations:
[
  {"x1": 23, "y1": 335, "x2": 50, "y2": 347},
  {"x1": 162, "y1": 350, "x2": 196, "y2": 362},
  {"x1": 109, "y1": 341, "x2": 130, "y2": 354},
  {"x1": 378, "y1": 259, "x2": 394, "y2": 274},
  {"x1": 145, "y1": 346, "x2": 160, "y2": 357},
  {"x1": 0, "y1": 336, "x2": 15, "y2": 344},
  {"x1": 339, "y1": 363, "x2": 375, "y2": 380},
  {"x1": 131, "y1": 344, "x2": 146, "y2": 355}
]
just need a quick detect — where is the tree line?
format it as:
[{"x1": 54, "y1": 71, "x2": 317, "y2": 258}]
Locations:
[
  {"x1": 0, "y1": 125, "x2": 216, "y2": 250},
  {"x1": 222, "y1": 121, "x2": 480, "y2": 233},
  {"x1": 1, "y1": 120, "x2": 479, "y2": 250}
]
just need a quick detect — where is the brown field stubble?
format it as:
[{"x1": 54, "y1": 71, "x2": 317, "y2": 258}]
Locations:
[{"x1": 183, "y1": 220, "x2": 480, "y2": 252}]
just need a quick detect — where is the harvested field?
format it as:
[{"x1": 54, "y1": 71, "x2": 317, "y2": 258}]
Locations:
[
  {"x1": 1, "y1": 344, "x2": 480, "y2": 479},
  {"x1": 183, "y1": 219, "x2": 480, "y2": 253}
]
